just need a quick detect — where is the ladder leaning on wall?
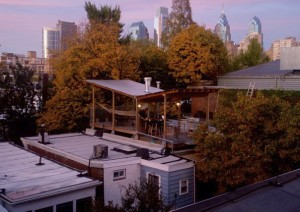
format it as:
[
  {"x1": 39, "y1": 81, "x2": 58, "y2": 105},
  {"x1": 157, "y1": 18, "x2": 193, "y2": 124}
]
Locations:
[{"x1": 246, "y1": 82, "x2": 255, "y2": 97}]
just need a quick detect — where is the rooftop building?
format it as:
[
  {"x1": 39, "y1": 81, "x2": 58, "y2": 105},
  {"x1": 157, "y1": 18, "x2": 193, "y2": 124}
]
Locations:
[
  {"x1": 22, "y1": 132, "x2": 195, "y2": 209},
  {"x1": 0, "y1": 142, "x2": 101, "y2": 212},
  {"x1": 272, "y1": 37, "x2": 298, "y2": 60}
]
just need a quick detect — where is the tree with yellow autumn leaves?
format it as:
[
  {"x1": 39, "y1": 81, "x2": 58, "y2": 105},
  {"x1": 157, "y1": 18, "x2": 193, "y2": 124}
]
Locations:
[{"x1": 167, "y1": 24, "x2": 229, "y2": 86}]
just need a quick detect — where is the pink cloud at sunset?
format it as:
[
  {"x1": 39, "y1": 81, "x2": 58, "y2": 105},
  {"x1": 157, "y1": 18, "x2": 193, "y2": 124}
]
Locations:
[{"x1": 0, "y1": 0, "x2": 299, "y2": 56}]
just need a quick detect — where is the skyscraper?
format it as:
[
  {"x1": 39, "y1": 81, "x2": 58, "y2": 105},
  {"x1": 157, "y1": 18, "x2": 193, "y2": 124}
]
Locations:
[
  {"x1": 42, "y1": 27, "x2": 59, "y2": 58},
  {"x1": 238, "y1": 16, "x2": 263, "y2": 52},
  {"x1": 42, "y1": 20, "x2": 77, "y2": 58},
  {"x1": 129, "y1": 21, "x2": 149, "y2": 41},
  {"x1": 154, "y1": 7, "x2": 168, "y2": 47},
  {"x1": 214, "y1": 10, "x2": 231, "y2": 43}
]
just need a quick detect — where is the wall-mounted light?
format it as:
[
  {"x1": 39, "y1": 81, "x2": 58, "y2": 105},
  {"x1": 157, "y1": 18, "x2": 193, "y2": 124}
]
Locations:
[
  {"x1": 138, "y1": 104, "x2": 141, "y2": 108},
  {"x1": 176, "y1": 102, "x2": 180, "y2": 107}
]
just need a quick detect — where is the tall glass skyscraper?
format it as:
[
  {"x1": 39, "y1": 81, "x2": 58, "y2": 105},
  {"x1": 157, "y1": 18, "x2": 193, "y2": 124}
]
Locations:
[
  {"x1": 42, "y1": 27, "x2": 59, "y2": 59},
  {"x1": 154, "y1": 7, "x2": 168, "y2": 47},
  {"x1": 42, "y1": 20, "x2": 77, "y2": 58},
  {"x1": 248, "y1": 16, "x2": 262, "y2": 34},
  {"x1": 214, "y1": 11, "x2": 231, "y2": 43}
]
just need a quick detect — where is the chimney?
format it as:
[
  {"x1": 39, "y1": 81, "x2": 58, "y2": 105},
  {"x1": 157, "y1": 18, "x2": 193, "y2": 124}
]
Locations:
[
  {"x1": 156, "y1": 81, "x2": 161, "y2": 89},
  {"x1": 144, "y1": 77, "x2": 152, "y2": 93}
]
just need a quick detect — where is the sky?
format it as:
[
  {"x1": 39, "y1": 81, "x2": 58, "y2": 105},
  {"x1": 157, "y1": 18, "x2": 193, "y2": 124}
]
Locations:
[{"x1": 0, "y1": 0, "x2": 299, "y2": 57}]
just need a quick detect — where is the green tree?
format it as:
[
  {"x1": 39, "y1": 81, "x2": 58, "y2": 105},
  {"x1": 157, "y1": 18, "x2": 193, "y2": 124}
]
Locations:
[
  {"x1": 162, "y1": 0, "x2": 194, "y2": 47},
  {"x1": 231, "y1": 38, "x2": 269, "y2": 71},
  {"x1": 194, "y1": 92, "x2": 300, "y2": 194},
  {"x1": 84, "y1": 1, "x2": 130, "y2": 44},
  {"x1": 136, "y1": 41, "x2": 176, "y2": 89},
  {"x1": 168, "y1": 24, "x2": 229, "y2": 86},
  {"x1": 0, "y1": 63, "x2": 38, "y2": 143},
  {"x1": 120, "y1": 177, "x2": 171, "y2": 212}
]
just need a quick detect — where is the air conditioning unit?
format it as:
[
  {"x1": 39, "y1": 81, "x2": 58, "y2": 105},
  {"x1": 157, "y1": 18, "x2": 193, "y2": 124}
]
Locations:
[
  {"x1": 136, "y1": 148, "x2": 149, "y2": 160},
  {"x1": 91, "y1": 144, "x2": 108, "y2": 159}
]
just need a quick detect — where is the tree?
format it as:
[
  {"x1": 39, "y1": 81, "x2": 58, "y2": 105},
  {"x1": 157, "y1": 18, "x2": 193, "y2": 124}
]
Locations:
[
  {"x1": 120, "y1": 177, "x2": 171, "y2": 212},
  {"x1": 136, "y1": 41, "x2": 177, "y2": 89},
  {"x1": 0, "y1": 63, "x2": 38, "y2": 143},
  {"x1": 167, "y1": 24, "x2": 229, "y2": 86},
  {"x1": 231, "y1": 38, "x2": 269, "y2": 71},
  {"x1": 38, "y1": 22, "x2": 140, "y2": 133},
  {"x1": 194, "y1": 92, "x2": 300, "y2": 194},
  {"x1": 84, "y1": 1, "x2": 130, "y2": 43},
  {"x1": 162, "y1": 0, "x2": 194, "y2": 47}
]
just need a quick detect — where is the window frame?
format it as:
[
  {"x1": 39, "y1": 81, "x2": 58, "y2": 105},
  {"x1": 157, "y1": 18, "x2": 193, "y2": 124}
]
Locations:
[
  {"x1": 113, "y1": 169, "x2": 126, "y2": 181},
  {"x1": 179, "y1": 179, "x2": 189, "y2": 195}
]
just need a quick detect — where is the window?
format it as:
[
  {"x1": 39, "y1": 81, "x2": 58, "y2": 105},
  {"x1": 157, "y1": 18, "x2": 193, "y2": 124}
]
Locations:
[
  {"x1": 56, "y1": 201, "x2": 73, "y2": 212},
  {"x1": 179, "y1": 180, "x2": 189, "y2": 195},
  {"x1": 35, "y1": 206, "x2": 53, "y2": 212},
  {"x1": 148, "y1": 173, "x2": 160, "y2": 198},
  {"x1": 113, "y1": 169, "x2": 126, "y2": 181},
  {"x1": 76, "y1": 197, "x2": 92, "y2": 212}
]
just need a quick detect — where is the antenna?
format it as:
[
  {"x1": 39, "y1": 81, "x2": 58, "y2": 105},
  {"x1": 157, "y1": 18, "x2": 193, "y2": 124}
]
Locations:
[{"x1": 222, "y1": 3, "x2": 225, "y2": 14}]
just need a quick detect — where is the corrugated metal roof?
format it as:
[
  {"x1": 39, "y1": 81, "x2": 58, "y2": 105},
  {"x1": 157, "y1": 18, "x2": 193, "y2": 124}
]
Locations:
[
  {"x1": 220, "y1": 60, "x2": 292, "y2": 78},
  {"x1": 0, "y1": 142, "x2": 99, "y2": 202},
  {"x1": 86, "y1": 80, "x2": 163, "y2": 98}
]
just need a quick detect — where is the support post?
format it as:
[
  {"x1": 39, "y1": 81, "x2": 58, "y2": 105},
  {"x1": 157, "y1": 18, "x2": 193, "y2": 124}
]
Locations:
[
  {"x1": 112, "y1": 91, "x2": 115, "y2": 134},
  {"x1": 163, "y1": 94, "x2": 167, "y2": 139},
  {"x1": 206, "y1": 94, "x2": 210, "y2": 122},
  {"x1": 135, "y1": 98, "x2": 139, "y2": 139},
  {"x1": 92, "y1": 86, "x2": 95, "y2": 129}
]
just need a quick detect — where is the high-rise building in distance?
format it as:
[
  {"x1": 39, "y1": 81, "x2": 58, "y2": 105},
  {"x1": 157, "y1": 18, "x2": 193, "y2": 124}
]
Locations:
[
  {"x1": 42, "y1": 20, "x2": 77, "y2": 58},
  {"x1": 238, "y1": 16, "x2": 263, "y2": 52},
  {"x1": 129, "y1": 21, "x2": 149, "y2": 41},
  {"x1": 272, "y1": 37, "x2": 298, "y2": 60},
  {"x1": 154, "y1": 7, "x2": 168, "y2": 47},
  {"x1": 214, "y1": 10, "x2": 231, "y2": 43}
]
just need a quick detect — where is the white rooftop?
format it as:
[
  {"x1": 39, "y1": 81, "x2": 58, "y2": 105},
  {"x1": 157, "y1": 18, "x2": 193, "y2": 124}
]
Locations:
[
  {"x1": 0, "y1": 142, "x2": 100, "y2": 203},
  {"x1": 22, "y1": 133, "x2": 193, "y2": 171}
]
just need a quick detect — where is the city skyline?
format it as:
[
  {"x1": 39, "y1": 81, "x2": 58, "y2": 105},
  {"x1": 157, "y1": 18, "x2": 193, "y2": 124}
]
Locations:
[{"x1": 0, "y1": 0, "x2": 299, "y2": 57}]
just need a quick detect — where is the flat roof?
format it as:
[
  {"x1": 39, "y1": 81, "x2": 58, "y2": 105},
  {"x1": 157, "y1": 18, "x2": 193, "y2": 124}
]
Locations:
[
  {"x1": 22, "y1": 133, "x2": 193, "y2": 171},
  {"x1": 86, "y1": 80, "x2": 163, "y2": 98},
  {"x1": 0, "y1": 142, "x2": 100, "y2": 204}
]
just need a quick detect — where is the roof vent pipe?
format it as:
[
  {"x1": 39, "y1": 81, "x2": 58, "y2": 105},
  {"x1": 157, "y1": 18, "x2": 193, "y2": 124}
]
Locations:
[
  {"x1": 156, "y1": 81, "x2": 161, "y2": 89},
  {"x1": 144, "y1": 77, "x2": 152, "y2": 93}
]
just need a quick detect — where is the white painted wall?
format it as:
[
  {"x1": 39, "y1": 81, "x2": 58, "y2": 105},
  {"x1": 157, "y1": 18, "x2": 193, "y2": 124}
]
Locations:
[{"x1": 104, "y1": 163, "x2": 140, "y2": 204}]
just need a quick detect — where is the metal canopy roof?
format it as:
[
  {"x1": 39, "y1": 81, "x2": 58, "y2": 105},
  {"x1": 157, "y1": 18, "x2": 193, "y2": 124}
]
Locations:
[
  {"x1": 220, "y1": 60, "x2": 292, "y2": 78},
  {"x1": 87, "y1": 80, "x2": 163, "y2": 98},
  {"x1": 137, "y1": 87, "x2": 221, "y2": 102}
]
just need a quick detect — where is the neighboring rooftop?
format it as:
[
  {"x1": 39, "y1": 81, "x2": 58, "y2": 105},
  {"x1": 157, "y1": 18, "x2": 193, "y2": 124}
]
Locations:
[
  {"x1": 22, "y1": 133, "x2": 193, "y2": 171},
  {"x1": 221, "y1": 60, "x2": 291, "y2": 78},
  {"x1": 174, "y1": 168, "x2": 300, "y2": 212},
  {"x1": 0, "y1": 142, "x2": 100, "y2": 204}
]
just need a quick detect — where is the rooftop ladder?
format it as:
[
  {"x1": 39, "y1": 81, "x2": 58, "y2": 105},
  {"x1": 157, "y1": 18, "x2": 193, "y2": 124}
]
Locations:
[{"x1": 247, "y1": 82, "x2": 255, "y2": 97}]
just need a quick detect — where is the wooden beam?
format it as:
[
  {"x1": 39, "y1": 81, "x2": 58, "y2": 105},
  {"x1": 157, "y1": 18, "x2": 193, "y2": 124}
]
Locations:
[
  {"x1": 163, "y1": 94, "x2": 167, "y2": 139},
  {"x1": 206, "y1": 94, "x2": 210, "y2": 121},
  {"x1": 135, "y1": 98, "x2": 139, "y2": 139},
  {"x1": 92, "y1": 86, "x2": 95, "y2": 129},
  {"x1": 112, "y1": 91, "x2": 115, "y2": 134}
]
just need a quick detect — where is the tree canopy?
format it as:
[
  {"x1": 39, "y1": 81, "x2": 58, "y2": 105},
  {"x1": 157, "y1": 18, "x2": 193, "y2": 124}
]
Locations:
[
  {"x1": 231, "y1": 38, "x2": 269, "y2": 71},
  {"x1": 168, "y1": 24, "x2": 229, "y2": 86},
  {"x1": 0, "y1": 63, "x2": 38, "y2": 142},
  {"x1": 162, "y1": 0, "x2": 194, "y2": 47},
  {"x1": 38, "y1": 22, "x2": 140, "y2": 133},
  {"x1": 194, "y1": 92, "x2": 300, "y2": 194}
]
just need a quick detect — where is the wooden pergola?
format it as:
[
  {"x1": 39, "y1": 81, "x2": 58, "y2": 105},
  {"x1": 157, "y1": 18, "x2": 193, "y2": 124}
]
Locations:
[{"x1": 87, "y1": 79, "x2": 220, "y2": 139}]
